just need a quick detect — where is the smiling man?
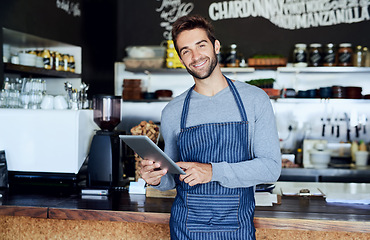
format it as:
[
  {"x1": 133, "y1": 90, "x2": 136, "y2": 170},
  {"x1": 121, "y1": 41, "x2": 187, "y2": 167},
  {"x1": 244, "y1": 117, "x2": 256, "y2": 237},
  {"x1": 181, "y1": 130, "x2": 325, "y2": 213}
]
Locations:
[{"x1": 140, "y1": 15, "x2": 281, "y2": 239}]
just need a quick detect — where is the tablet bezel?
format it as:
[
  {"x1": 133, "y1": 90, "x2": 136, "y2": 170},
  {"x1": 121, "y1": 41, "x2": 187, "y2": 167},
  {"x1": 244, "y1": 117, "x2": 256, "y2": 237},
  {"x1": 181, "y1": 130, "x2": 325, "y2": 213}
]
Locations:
[{"x1": 120, "y1": 135, "x2": 185, "y2": 175}]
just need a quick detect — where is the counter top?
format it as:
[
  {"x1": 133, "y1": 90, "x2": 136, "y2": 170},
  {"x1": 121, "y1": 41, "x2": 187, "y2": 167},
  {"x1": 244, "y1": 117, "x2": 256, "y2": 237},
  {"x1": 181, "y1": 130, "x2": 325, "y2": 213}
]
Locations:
[{"x1": 1, "y1": 182, "x2": 370, "y2": 233}]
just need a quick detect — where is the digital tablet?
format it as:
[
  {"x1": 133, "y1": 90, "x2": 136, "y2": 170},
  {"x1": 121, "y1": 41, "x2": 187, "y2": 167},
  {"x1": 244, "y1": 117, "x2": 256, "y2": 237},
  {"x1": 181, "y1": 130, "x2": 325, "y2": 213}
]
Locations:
[{"x1": 120, "y1": 135, "x2": 185, "y2": 175}]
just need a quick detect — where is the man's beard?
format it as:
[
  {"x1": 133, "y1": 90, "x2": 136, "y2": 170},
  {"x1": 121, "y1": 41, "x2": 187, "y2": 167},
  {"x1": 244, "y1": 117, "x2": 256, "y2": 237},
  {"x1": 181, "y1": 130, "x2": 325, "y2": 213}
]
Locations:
[{"x1": 184, "y1": 51, "x2": 218, "y2": 80}]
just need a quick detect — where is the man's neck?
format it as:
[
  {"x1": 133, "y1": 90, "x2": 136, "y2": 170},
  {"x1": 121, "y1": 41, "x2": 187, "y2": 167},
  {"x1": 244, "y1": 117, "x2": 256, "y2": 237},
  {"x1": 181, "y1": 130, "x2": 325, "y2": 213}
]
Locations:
[{"x1": 193, "y1": 67, "x2": 228, "y2": 97}]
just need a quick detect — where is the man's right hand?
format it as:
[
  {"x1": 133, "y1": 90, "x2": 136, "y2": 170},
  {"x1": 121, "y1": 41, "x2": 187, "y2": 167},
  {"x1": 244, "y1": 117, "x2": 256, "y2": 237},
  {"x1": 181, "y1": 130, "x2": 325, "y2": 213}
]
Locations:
[{"x1": 140, "y1": 159, "x2": 167, "y2": 186}]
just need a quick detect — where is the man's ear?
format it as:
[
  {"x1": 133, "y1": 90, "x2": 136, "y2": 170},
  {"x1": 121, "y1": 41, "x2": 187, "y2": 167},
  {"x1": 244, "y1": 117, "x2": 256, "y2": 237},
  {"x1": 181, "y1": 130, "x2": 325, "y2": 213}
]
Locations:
[{"x1": 214, "y1": 40, "x2": 221, "y2": 54}]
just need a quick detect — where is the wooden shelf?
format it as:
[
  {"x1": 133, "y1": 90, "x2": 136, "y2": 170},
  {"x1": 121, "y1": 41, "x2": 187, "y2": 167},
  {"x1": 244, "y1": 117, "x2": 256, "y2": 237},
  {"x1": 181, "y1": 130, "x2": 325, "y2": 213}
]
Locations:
[
  {"x1": 278, "y1": 66, "x2": 370, "y2": 73},
  {"x1": 124, "y1": 66, "x2": 255, "y2": 74},
  {"x1": 4, "y1": 63, "x2": 81, "y2": 78}
]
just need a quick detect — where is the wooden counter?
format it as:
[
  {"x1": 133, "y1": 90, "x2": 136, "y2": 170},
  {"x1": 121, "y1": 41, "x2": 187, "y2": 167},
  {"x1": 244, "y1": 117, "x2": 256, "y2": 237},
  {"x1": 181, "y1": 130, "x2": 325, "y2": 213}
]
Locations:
[{"x1": 1, "y1": 182, "x2": 369, "y2": 239}]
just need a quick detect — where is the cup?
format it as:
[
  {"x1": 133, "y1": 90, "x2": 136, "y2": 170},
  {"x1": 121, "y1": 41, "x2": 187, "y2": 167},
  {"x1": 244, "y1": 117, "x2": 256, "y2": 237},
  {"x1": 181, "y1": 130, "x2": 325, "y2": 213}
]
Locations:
[
  {"x1": 40, "y1": 95, "x2": 54, "y2": 110},
  {"x1": 355, "y1": 151, "x2": 369, "y2": 167},
  {"x1": 54, "y1": 95, "x2": 68, "y2": 110}
]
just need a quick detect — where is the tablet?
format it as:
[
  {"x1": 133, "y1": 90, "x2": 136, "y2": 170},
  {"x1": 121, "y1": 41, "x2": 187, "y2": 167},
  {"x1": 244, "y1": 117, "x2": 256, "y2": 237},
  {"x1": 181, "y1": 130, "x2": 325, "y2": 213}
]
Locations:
[{"x1": 120, "y1": 135, "x2": 185, "y2": 175}]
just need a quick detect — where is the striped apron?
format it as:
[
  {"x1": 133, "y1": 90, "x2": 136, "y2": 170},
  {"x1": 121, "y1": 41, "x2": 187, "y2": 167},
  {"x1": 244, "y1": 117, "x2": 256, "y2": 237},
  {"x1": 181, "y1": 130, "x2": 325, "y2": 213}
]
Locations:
[{"x1": 170, "y1": 77, "x2": 255, "y2": 240}]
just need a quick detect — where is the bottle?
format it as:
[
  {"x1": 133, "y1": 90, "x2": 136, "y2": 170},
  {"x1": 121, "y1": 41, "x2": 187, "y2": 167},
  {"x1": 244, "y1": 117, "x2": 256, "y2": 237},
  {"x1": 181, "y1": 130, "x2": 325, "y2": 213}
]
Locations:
[
  {"x1": 351, "y1": 141, "x2": 358, "y2": 163},
  {"x1": 323, "y1": 43, "x2": 336, "y2": 66},
  {"x1": 362, "y1": 47, "x2": 370, "y2": 67},
  {"x1": 226, "y1": 44, "x2": 239, "y2": 67},
  {"x1": 359, "y1": 140, "x2": 367, "y2": 151},
  {"x1": 295, "y1": 148, "x2": 303, "y2": 167},
  {"x1": 338, "y1": 43, "x2": 353, "y2": 66},
  {"x1": 293, "y1": 43, "x2": 308, "y2": 67},
  {"x1": 353, "y1": 45, "x2": 363, "y2": 67},
  {"x1": 41, "y1": 49, "x2": 52, "y2": 70},
  {"x1": 309, "y1": 43, "x2": 322, "y2": 67},
  {"x1": 68, "y1": 55, "x2": 76, "y2": 72}
]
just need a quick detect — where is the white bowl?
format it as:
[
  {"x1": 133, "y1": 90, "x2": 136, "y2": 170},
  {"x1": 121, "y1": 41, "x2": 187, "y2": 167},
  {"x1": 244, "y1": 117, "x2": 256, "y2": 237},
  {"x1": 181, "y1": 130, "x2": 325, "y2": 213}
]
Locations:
[
  {"x1": 310, "y1": 150, "x2": 331, "y2": 169},
  {"x1": 19, "y1": 53, "x2": 36, "y2": 66}
]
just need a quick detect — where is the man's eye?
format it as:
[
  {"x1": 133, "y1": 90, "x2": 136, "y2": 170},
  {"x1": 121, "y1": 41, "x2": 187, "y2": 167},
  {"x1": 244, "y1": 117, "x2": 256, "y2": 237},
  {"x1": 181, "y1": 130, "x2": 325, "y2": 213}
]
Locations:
[{"x1": 182, "y1": 50, "x2": 189, "y2": 55}]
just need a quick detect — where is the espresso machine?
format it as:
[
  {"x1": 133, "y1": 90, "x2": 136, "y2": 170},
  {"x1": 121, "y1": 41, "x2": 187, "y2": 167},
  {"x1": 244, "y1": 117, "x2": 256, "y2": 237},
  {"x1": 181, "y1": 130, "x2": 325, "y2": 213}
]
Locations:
[{"x1": 87, "y1": 95, "x2": 124, "y2": 188}]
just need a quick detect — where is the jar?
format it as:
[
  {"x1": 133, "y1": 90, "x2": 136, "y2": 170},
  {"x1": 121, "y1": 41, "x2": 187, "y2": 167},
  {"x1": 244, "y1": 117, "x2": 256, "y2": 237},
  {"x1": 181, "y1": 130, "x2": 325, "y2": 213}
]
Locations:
[
  {"x1": 226, "y1": 44, "x2": 239, "y2": 67},
  {"x1": 338, "y1": 43, "x2": 353, "y2": 66},
  {"x1": 309, "y1": 43, "x2": 322, "y2": 67},
  {"x1": 63, "y1": 54, "x2": 70, "y2": 71},
  {"x1": 323, "y1": 43, "x2": 337, "y2": 66},
  {"x1": 353, "y1": 45, "x2": 362, "y2": 67},
  {"x1": 41, "y1": 49, "x2": 52, "y2": 70},
  {"x1": 68, "y1": 55, "x2": 76, "y2": 72},
  {"x1": 293, "y1": 43, "x2": 307, "y2": 67},
  {"x1": 54, "y1": 52, "x2": 64, "y2": 71}
]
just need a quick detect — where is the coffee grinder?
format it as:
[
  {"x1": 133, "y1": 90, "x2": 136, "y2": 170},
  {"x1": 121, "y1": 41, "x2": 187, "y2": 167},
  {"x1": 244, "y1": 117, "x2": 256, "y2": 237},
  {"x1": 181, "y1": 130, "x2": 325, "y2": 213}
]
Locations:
[{"x1": 87, "y1": 95, "x2": 124, "y2": 188}]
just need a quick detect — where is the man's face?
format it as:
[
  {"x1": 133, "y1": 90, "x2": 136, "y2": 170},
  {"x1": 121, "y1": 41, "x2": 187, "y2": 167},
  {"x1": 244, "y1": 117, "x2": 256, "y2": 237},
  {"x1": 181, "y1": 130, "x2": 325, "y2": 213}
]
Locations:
[{"x1": 176, "y1": 28, "x2": 220, "y2": 80}]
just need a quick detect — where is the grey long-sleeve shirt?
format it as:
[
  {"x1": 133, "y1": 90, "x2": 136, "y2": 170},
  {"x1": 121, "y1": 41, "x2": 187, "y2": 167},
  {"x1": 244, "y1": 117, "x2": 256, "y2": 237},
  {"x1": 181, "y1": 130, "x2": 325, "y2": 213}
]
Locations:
[{"x1": 154, "y1": 80, "x2": 281, "y2": 191}]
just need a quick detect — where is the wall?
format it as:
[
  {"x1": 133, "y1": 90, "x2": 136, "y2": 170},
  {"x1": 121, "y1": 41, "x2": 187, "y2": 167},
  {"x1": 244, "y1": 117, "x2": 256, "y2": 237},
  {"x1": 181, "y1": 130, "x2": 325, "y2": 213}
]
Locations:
[{"x1": 117, "y1": 1, "x2": 370, "y2": 61}]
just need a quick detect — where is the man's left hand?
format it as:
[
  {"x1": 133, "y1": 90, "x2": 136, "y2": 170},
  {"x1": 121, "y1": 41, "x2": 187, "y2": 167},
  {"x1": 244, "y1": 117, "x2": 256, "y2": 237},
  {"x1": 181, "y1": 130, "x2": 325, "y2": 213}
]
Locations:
[{"x1": 176, "y1": 162, "x2": 212, "y2": 186}]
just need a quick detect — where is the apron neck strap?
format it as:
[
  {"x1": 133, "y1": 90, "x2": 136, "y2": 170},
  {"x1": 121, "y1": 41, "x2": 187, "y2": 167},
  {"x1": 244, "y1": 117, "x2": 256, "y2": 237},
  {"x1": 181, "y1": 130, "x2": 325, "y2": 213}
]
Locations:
[{"x1": 180, "y1": 76, "x2": 248, "y2": 130}]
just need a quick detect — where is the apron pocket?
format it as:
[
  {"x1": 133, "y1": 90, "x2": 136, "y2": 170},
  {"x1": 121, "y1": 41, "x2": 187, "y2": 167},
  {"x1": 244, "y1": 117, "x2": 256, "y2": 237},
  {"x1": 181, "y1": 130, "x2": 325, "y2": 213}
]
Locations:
[{"x1": 186, "y1": 194, "x2": 240, "y2": 233}]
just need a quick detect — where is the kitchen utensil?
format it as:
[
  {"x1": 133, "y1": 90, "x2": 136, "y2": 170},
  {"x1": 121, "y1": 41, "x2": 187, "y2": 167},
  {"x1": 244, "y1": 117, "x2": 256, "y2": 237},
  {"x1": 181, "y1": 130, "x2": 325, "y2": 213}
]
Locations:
[{"x1": 344, "y1": 112, "x2": 351, "y2": 142}]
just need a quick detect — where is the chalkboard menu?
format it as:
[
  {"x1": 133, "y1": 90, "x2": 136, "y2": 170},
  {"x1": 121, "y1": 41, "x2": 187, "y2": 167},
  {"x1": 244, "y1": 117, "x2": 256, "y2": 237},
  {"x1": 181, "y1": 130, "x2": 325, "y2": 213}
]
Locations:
[{"x1": 117, "y1": 0, "x2": 370, "y2": 62}]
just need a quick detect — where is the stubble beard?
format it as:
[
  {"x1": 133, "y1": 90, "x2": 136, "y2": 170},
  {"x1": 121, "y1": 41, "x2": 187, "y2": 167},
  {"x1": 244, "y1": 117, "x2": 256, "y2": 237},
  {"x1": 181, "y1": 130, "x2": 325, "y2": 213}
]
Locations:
[{"x1": 184, "y1": 51, "x2": 218, "y2": 80}]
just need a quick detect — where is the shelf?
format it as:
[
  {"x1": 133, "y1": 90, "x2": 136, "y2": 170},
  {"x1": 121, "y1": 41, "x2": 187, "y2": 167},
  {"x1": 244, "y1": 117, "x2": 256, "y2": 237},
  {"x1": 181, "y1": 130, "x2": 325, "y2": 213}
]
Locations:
[
  {"x1": 122, "y1": 99, "x2": 172, "y2": 103},
  {"x1": 277, "y1": 66, "x2": 370, "y2": 73},
  {"x1": 272, "y1": 98, "x2": 370, "y2": 103},
  {"x1": 4, "y1": 63, "x2": 81, "y2": 78},
  {"x1": 124, "y1": 66, "x2": 255, "y2": 74}
]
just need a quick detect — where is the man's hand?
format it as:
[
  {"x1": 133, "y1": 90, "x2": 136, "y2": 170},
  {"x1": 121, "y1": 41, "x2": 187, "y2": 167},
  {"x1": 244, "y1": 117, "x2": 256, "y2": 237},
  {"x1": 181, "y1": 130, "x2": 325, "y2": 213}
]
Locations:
[
  {"x1": 176, "y1": 162, "x2": 212, "y2": 186},
  {"x1": 140, "y1": 159, "x2": 167, "y2": 186}
]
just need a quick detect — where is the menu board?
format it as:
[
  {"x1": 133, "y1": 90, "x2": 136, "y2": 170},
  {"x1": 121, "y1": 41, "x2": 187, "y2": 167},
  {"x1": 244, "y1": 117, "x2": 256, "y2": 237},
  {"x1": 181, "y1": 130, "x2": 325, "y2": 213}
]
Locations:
[{"x1": 117, "y1": 0, "x2": 370, "y2": 61}]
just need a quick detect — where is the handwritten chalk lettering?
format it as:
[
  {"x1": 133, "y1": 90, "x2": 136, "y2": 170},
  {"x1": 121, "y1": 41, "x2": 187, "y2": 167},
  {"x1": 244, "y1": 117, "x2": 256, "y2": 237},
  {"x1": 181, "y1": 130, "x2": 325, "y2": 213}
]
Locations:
[
  {"x1": 56, "y1": 0, "x2": 81, "y2": 17},
  {"x1": 208, "y1": 0, "x2": 370, "y2": 29},
  {"x1": 156, "y1": 0, "x2": 194, "y2": 39}
]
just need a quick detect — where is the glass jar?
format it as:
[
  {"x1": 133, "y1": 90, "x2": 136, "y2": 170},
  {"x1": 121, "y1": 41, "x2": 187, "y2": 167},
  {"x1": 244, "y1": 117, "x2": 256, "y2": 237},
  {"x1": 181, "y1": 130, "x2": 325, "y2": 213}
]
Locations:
[
  {"x1": 293, "y1": 43, "x2": 308, "y2": 67},
  {"x1": 323, "y1": 43, "x2": 336, "y2": 66},
  {"x1": 41, "y1": 49, "x2": 52, "y2": 70},
  {"x1": 68, "y1": 55, "x2": 76, "y2": 72},
  {"x1": 309, "y1": 43, "x2": 322, "y2": 67},
  {"x1": 353, "y1": 45, "x2": 363, "y2": 67},
  {"x1": 338, "y1": 43, "x2": 353, "y2": 66}
]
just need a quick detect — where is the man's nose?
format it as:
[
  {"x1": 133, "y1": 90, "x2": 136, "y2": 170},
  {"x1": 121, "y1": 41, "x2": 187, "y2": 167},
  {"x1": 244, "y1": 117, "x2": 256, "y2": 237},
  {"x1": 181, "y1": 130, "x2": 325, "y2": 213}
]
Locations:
[{"x1": 192, "y1": 49, "x2": 201, "y2": 61}]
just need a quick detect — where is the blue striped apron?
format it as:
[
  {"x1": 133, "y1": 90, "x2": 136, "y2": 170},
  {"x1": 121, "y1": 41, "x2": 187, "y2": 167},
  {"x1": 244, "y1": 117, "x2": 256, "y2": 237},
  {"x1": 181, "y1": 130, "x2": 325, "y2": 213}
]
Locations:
[{"x1": 170, "y1": 77, "x2": 255, "y2": 240}]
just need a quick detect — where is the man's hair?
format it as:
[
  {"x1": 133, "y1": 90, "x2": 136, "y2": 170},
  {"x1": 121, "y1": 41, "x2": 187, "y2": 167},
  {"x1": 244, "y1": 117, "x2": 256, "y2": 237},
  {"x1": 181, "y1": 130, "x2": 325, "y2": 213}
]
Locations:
[{"x1": 171, "y1": 15, "x2": 216, "y2": 55}]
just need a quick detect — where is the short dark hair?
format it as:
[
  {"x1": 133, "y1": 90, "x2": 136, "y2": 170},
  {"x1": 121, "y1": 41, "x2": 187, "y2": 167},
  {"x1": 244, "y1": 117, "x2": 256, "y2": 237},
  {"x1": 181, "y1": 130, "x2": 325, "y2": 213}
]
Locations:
[{"x1": 171, "y1": 15, "x2": 216, "y2": 55}]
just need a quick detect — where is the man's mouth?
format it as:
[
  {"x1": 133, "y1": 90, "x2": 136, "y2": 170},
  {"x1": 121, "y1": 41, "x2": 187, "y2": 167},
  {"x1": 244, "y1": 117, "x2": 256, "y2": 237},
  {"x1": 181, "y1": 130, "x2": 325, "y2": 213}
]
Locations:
[{"x1": 192, "y1": 59, "x2": 207, "y2": 68}]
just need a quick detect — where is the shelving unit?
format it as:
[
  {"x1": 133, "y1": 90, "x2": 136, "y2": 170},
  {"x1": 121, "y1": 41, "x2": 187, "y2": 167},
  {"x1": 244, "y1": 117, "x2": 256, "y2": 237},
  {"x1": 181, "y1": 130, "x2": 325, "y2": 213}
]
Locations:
[
  {"x1": 4, "y1": 63, "x2": 81, "y2": 78},
  {"x1": 2, "y1": 28, "x2": 82, "y2": 77}
]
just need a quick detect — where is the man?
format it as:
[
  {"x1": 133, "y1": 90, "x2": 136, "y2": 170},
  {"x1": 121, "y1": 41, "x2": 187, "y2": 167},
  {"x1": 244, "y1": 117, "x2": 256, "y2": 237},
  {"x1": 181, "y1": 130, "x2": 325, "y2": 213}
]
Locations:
[{"x1": 140, "y1": 15, "x2": 281, "y2": 239}]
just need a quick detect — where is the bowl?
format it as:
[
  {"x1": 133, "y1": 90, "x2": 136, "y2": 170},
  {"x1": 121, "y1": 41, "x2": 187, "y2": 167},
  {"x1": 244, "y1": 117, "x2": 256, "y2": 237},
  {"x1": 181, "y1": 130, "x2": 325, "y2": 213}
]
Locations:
[
  {"x1": 126, "y1": 46, "x2": 166, "y2": 58},
  {"x1": 310, "y1": 150, "x2": 331, "y2": 169},
  {"x1": 19, "y1": 53, "x2": 36, "y2": 66}
]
